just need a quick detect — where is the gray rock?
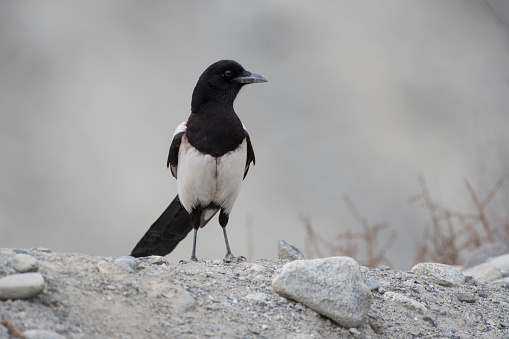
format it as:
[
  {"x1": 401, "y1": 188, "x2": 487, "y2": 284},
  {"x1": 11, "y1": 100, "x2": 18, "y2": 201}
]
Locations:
[
  {"x1": 10, "y1": 253, "x2": 39, "y2": 273},
  {"x1": 462, "y1": 242, "x2": 509, "y2": 269},
  {"x1": 278, "y1": 240, "x2": 304, "y2": 260},
  {"x1": 383, "y1": 292, "x2": 427, "y2": 314},
  {"x1": 113, "y1": 256, "x2": 139, "y2": 273},
  {"x1": 411, "y1": 263, "x2": 464, "y2": 286},
  {"x1": 0, "y1": 273, "x2": 45, "y2": 300},
  {"x1": 137, "y1": 255, "x2": 168, "y2": 266},
  {"x1": 244, "y1": 292, "x2": 269, "y2": 304},
  {"x1": 272, "y1": 256, "x2": 372, "y2": 328},
  {"x1": 457, "y1": 293, "x2": 476, "y2": 303},
  {"x1": 486, "y1": 253, "x2": 509, "y2": 271},
  {"x1": 162, "y1": 286, "x2": 196, "y2": 313},
  {"x1": 23, "y1": 329, "x2": 67, "y2": 339},
  {"x1": 463, "y1": 262, "x2": 502, "y2": 281},
  {"x1": 365, "y1": 277, "x2": 380, "y2": 291}
]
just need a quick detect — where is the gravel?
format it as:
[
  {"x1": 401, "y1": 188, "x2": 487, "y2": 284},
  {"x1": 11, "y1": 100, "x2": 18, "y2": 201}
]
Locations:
[{"x1": 1, "y1": 247, "x2": 509, "y2": 338}]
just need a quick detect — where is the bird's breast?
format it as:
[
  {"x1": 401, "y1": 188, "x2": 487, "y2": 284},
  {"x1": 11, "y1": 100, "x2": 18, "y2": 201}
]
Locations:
[{"x1": 177, "y1": 136, "x2": 247, "y2": 215}]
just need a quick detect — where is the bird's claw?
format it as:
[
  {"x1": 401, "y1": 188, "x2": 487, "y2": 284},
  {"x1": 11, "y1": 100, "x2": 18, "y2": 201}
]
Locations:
[{"x1": 223, "y1": 254, "x2": 247, "y2": 263}]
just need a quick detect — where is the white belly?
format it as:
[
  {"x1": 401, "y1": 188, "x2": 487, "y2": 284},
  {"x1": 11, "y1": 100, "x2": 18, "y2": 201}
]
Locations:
[{"x1": 176, "y1": 136, "x2": 247, "y2": 217}]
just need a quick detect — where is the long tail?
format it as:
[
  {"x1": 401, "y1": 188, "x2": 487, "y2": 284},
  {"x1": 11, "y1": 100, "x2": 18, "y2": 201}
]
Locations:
[{"x1": 131, "y1": 195, "x2": 192, "y2": 257}]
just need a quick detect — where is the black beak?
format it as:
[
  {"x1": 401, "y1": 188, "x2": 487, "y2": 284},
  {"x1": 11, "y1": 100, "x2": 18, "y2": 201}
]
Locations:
[{"x1": 234, "y1": 71, "x2": 268, "y2": 84}]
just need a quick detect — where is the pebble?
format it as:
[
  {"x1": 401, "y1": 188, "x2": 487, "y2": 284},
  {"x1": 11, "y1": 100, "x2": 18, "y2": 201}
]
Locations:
[
  {"x1": 422, "y1": 316, "x2": 437, "y2": 327},
  {"x1": 272, "y1": 256, "x2": 372, "y2": 328},
  {"x1": 114, "y1": 256, "x2": 139, "y2": 273},
  {"x1": 477, "y1": 291, "x2": 488, "y2": 298},
  {"x1": 456, "y1": 293, "x2": 476, "y2": 303},
  {"x1": 411, "y1": 262, "x2": 464, "y2": 286},
  {"x1": 10, "y1": 253, "x2": 39, "y2": 273},
  {"x1": 383, "y1": 292, "x2": 427, "y2": 314},
  {"x1": 23, "y1": 329, "x2": 67, "y2": 339},
  {"x1": 137, "y1": 255, "x2": 168, "y2": 266},
  {"x1": 365, "y1": 277, "x2": 380, "y2": 291},
  {"x1": 463, "y1": 262, "x2": 502, "y2": 282},
  {"x1": 277, "y1": 240, "x2": 305, "y2": 260},
  {"x1": 0, "y1": 273, "x2": 45, "y2": 300},
  {"x1": 349, "y1": 327, "x2": 360, "y2": 335}
]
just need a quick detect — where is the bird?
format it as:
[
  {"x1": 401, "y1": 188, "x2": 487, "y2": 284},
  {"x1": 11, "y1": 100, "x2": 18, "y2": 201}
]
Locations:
[{"x1": 130, "y1": 60, "x2": 267, "y2": 262}]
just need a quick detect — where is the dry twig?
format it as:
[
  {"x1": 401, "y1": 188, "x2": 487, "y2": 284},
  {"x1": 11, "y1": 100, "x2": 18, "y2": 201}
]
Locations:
[
  {"x1": 2, "y1": 318, "x2": 25, "y2": 339},
  {"x1": 302, "y1": 196, "x2": 396, "y2": 267},
  {"x1": 411, "y1": 174, "x2": 506, "y2": 265}
]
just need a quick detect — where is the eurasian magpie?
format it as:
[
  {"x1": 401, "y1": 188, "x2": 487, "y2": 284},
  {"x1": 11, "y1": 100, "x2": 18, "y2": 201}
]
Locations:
[{"x1": 130, "y1": 60, "x2": 267, "y2": 261}]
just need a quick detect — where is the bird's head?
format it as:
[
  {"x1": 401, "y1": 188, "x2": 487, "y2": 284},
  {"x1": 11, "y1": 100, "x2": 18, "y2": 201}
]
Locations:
[{"x1": 191, "y1": 60, "x2": 267, "y2": 112}]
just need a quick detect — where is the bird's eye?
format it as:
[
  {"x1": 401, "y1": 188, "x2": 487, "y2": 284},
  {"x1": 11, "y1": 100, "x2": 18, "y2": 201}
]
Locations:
[{"x1": 224, "y1": 70, "x2": 233, "y2": 78}]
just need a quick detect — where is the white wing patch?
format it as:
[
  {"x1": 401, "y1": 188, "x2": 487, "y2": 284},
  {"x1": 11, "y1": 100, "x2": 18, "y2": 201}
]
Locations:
[
  {"x1": 173, "y1": 121, "x2": 187, "y2": 137},
  {"x1": 170, "y1": 121, "x2": 187, "y2": 178}
]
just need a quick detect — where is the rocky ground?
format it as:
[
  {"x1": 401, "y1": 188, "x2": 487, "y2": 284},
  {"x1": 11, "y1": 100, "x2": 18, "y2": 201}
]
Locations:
[{"x1": 1, "y1": 246, "x2": 509, "y2": 339}]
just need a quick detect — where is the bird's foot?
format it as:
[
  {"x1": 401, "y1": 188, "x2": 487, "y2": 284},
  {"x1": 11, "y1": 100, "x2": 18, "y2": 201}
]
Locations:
[
  {"x1": 179, "y1": 256, "x2": 200, "y2": 264},
  {"x1": 223, "y1": 254, "x2": 247, "y2": 263}
]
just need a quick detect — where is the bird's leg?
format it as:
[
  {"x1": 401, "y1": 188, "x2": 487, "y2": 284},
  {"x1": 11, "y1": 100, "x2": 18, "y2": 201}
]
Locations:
[
  {"x1": 189, "y1": 208, "x2": 202, "y2": 262},
  {"x1": 222, "y1": 226, "x2": 234, "y2": 262},
  {"x1": 190, "y1": 228, "x2": 198, "y2": 262},
  {"x1": 219, "y1": 211, "x2": 246, "y2": 263}
]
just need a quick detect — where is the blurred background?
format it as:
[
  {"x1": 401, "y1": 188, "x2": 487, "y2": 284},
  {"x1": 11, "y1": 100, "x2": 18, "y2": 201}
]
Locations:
[{"x1": 1, "y1": 1, "x2": 508, "y2": 269}]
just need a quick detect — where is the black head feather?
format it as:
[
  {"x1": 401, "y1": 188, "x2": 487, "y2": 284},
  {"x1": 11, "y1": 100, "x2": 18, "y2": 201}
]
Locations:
[
  {"x1": 187, "y1": 60, "x2": 266, "y2": 157},
  {"x1": 191, "y1": 60, "x2": 267, "y2": 113}
]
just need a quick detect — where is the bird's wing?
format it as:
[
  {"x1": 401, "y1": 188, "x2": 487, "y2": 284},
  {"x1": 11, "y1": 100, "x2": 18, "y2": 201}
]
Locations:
[
  {"x1": 167, "y1": 121, "x2": 187, "y2": 178},
  {"x1": 130, "y1": 195, "x2": 192, "y2": 257},
  {"x1": 244, "y1": 128, "x2": 256, "y2": 179}
]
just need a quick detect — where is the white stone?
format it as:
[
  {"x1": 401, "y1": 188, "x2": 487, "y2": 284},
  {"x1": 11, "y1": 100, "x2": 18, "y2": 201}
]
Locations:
[
  {"x1": 23, "y1": 329, "x2": 66, "y2": 339},
  {"x1": 272, "y1": 256, "x2": 372, "y2": 328},
  {"x1": 10, "y1": 253, "x2": 39, "y2": 273},
  {"x1": 0, "y1": 273, "x2": 45, "y2": 300},
  {"x1": 411, "y1": 262, "x2": 464, "y2": 286},
  {"x1": 383, "y1": 292, "x2": 427, "y2": 314},
  {"x1": 278, "y1": 240, "x2": 305, "y2": 260}
]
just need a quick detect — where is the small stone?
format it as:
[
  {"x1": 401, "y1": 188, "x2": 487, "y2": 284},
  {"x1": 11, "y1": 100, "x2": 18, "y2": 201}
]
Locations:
[
  {"x1": 40, "y1": 294, "x2": 57, "y2": 306},
  {"x1": 365, "y1": 277, "x2": 380, "y2": 291},
  {"x1": 35, "y1": 248, "x2": 52, "y2": 253},
  {"x1": 12, "y1": 249, "x2": 31, "y2": 255},
  {"x1": 277, "y1": 240, "x2": 304, "y2": 260},
  {"x1": 349, "y1": 327, "x2": 360, "y2": 335},
  {"x1": 457, "y1": 293, "x2": 476, "y2": 303},
  {"x1": 383, "y1": 292, "x2": 427, "y2": 314},
  {"x1": 10, "y1": 253, "x2": 39, "y2": 273},
  {"x1": 137, "y1": 255, "x2": 168, "y2": 266},
  {"x1": 114, "y1": 256, "x2": 139, "y2": 273},
  {"x1": 166, "y1": 286, "x2": 196, "y2": 313},
  {"x1": 463, "y1": 262, "x2": 502, "y2": 282},
  {"x1": 272, "y1": 256, "x2": 372, "y2": 328},
  {"x1": 23, "y1": 329, "x2": 67, "y2": 339},
  {"x1": 244, "y1": 292, "x2": 268, "y2": 303},
  {"x1": 423, "y1": 316, "x2": 437, "y2": 327},
  {"x1": 411, "y1": 263, "x2": 464, "y2": 286},
  {"x1": 367, "y1": 312, "x2": 379, "y2": 320},
  {"x1": 0, "y1": 273, "x2": 45, "y2": 300},
  {"x1": 442, "y1": 330, "x2": 455, "y2": 338}
]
